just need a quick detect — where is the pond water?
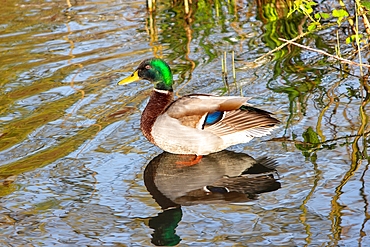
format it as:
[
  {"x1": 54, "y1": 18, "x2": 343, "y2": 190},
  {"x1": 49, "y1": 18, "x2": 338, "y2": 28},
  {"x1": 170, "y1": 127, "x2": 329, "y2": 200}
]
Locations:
[{"x1": 1, "y1": 0, "x2": 369, "y2": 246}]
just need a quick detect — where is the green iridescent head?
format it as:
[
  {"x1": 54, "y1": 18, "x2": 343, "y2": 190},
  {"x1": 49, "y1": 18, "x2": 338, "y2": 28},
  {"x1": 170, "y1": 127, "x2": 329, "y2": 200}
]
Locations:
[{"x1": 118, "y1": 58, "x2": 173, "y2": 91}]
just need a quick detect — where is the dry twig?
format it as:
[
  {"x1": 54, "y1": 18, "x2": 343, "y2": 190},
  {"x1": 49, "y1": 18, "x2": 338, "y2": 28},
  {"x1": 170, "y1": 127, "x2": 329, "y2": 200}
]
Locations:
[{"x1": 279, "y1": 38, "x2": 370, "y2": 68}]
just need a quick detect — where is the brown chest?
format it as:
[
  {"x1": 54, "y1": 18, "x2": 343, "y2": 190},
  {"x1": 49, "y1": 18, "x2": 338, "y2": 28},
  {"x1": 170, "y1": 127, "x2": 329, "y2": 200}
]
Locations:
[{"x1": 140, "y1": 90, "x2": 174, "y2": 144}]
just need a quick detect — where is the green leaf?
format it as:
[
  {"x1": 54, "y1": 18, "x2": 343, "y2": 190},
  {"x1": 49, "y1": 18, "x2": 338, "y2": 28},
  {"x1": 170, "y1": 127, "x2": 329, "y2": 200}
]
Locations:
[
  {"x1": 346, "y1": 36, "x2": 352, "y2": 44},
  {"x1": 295, "y1": 127, "x2": 321, "y2": 152},
  {"x1": 332, "y1": 9, "x2": 349, "y2": 17},
  {"x1": 308, "y1": 23, "x2": 317, "y2": 31},
  {"x1": 314, "y1": 12, "x2": 330, "y2": 20},
  {"x1": 302, "y1": 127, "x2": 320, "y2": 144},
  {"x1": 306, "y1": 1, "x2": 318, "y2": 7},
  {"x1": 299, "y1": 0, "x2": 317, "y2": 15},
  {"x1": 362, "y1": 1, "x2": 370, "y2": 9},
  {"x1": 332, "y1": 9, "x2": 348, "y2": 26},
  {"x1": 346, "y1": 34, "x2": 363, "y2": 44},
  {"x1": 321, "y1": 13, "x2": 330, "y2": 19}
]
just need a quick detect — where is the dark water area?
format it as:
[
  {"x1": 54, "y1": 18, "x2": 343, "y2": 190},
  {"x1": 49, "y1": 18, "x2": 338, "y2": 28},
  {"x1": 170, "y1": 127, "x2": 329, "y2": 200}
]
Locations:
[{"x1": 0, "y1": 0, "x2": 369, "y2": 246}]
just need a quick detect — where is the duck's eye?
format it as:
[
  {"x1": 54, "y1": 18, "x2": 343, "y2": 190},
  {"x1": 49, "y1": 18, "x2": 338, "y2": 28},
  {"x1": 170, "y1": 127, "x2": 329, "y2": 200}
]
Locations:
[{"x1": 145, "y1": 65, "x2": 151, "y2": 70}]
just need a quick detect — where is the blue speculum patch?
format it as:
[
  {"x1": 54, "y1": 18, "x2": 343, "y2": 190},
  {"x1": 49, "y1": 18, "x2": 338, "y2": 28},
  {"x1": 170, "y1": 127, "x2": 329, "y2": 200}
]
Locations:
[{"x1": 204, "y1": 111, "x2": 224, "y2": 125}]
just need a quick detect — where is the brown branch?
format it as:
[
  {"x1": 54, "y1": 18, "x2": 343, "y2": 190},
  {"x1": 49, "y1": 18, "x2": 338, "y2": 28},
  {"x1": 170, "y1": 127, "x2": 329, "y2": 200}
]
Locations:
[
  {"x1": 252, "y1": 23, "x2": 336, "y2": 64},
  {"x1": 279, "y1": 38, "x2": 370, "y2": 68},
  {"x1": 253, "y1": 34, "x2": 305, "y2": 63}
]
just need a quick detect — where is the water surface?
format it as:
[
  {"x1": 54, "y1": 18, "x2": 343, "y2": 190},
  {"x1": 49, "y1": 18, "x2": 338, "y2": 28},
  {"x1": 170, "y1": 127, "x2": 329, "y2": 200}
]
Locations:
[{"x1": 0, "y1": 0, "x2": 369, "y2": 246}]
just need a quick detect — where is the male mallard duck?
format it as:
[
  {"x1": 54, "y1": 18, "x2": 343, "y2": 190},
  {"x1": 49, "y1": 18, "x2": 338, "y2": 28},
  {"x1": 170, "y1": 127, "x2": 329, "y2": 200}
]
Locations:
[{"x1": 118, "y1": 58, "x2": 279, "y2": 156}]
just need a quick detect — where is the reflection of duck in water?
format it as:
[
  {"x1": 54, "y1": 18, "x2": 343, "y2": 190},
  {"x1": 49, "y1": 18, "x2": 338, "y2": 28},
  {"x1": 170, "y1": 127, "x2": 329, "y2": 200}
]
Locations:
[
  {"x1": 144, "y1": 150, "x2": 281, "y2": 207},
  {"x1": 144, "y1": 150, "x2": 281, "y2": 246}
]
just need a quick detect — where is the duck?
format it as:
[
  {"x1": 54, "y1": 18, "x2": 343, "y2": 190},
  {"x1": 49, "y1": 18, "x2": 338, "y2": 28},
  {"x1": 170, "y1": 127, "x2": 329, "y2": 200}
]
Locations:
[{"x1": 118, "y1": 58, "x2": 280, "y2": 157}]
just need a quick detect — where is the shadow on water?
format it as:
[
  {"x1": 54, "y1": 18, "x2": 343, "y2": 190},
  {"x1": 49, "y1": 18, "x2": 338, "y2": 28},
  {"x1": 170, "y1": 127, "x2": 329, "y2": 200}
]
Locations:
[{"x1": 144, "y1": 150, "x2": 281, "y2": 246}]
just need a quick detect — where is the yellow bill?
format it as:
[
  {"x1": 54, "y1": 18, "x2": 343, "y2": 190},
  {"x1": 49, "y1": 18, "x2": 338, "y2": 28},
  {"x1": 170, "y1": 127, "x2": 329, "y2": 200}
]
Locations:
[{"x1": 117, "y1": 70, "x2": 140, "y2": 85}]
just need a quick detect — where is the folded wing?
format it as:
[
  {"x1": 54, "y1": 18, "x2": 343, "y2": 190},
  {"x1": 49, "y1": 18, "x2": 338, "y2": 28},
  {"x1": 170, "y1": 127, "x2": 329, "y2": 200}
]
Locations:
[{"x1": 165, "y1": 94, "x2": 279, "y2": 137}]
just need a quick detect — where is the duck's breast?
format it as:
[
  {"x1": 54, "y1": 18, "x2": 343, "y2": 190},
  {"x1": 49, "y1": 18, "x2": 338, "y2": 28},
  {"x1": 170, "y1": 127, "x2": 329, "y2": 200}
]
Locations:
[{"x1": 151, "y1": 113, "x2": 224, "y2": 155}]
